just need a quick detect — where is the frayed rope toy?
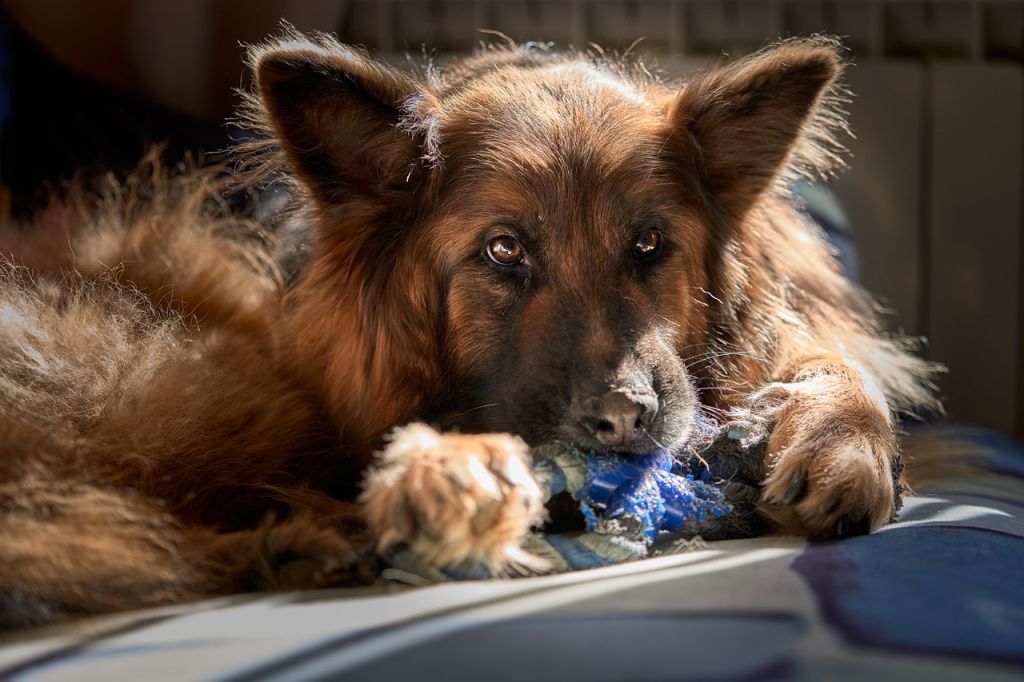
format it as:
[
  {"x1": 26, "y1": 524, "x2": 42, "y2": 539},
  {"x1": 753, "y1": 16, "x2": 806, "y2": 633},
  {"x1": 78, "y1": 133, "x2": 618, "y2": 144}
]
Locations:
[{"x1": 383, "y1": 417, "x2": 772, "y2": 582}]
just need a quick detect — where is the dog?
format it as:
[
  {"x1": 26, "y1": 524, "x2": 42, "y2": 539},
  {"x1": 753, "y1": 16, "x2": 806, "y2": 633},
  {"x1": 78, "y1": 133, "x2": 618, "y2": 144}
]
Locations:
[{"x1": 0, "y1": 29, "x2": 940, "y2": 628}]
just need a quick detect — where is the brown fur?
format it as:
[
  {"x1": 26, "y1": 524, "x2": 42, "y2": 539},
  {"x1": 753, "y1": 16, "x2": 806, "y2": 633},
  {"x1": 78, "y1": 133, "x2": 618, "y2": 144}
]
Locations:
[{"x1": 0, "y1": 29, "x2": 940, "y2": 629}]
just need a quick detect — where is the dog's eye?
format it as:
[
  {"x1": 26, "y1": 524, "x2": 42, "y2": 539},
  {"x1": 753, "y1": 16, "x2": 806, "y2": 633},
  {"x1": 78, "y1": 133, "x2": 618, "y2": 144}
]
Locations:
[
  {"x1": 632, "y1": 229, "x2": 662, "y2": 260},
  {"x1": 486, "y1": 236, "x2": 524, "y2": 266}
]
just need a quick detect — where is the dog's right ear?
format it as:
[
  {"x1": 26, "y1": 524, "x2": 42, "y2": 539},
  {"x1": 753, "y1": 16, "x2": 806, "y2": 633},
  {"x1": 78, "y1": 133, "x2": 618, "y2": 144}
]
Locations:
[{"x1": 251, "y1": 35, "x2": 425, "y2": 206}]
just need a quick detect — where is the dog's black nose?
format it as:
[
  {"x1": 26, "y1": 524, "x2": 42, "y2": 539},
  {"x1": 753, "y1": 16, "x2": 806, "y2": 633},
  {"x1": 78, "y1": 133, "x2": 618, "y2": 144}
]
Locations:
[{"x1": 578, "y1": 391, "x2": 658, "y2": 449}]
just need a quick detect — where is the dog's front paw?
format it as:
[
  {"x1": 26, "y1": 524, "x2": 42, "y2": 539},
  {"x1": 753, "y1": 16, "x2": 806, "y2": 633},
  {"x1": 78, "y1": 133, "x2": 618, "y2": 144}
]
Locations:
[
  {"x1": 361, "y1": 424, "x2": 546, "y2": 572},
  {"x1": 756, "y1": 385, "x2": 898, "y2": 538}
]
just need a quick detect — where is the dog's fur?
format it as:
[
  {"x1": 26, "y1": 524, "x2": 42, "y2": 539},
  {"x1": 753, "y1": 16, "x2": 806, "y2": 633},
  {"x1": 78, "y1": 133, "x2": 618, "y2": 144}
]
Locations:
[{"x1": 0, "y1": 30, "x2": 939, "y2": 629}]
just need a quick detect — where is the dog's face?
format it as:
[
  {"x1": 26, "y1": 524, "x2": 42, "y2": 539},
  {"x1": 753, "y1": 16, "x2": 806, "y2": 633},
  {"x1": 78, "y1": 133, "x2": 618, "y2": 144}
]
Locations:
[
  {"x1": 424, "y1": 67, "x2": 708, "y2": 452},
  {"x1": 252, "y1": 34, "x2": 840, "y2": 452}
]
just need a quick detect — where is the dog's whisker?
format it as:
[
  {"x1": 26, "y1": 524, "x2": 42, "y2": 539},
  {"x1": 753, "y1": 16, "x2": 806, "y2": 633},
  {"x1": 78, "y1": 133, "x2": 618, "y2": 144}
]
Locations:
[{"x1": 451, "y1": 402, "x2": 502, "y2": 418}]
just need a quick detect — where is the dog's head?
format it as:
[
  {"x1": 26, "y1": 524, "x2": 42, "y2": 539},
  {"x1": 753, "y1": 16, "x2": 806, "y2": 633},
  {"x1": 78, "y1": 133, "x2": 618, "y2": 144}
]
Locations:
[{"x1": 248, "y1": 31, "x2": 842, "y2": 453}]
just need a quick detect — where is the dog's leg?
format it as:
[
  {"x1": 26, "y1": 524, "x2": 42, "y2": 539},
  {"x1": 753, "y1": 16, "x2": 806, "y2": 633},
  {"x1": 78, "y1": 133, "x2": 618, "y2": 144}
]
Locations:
[
  {"x1": 360, "y1": 424, "x2": 547, "y2": 573},
  {"x1": 754, "y1": 353, "x2": 899, "y2": 537},
  {"x1": 186, "y1": 509, "x2": 373, "y2": 594}
]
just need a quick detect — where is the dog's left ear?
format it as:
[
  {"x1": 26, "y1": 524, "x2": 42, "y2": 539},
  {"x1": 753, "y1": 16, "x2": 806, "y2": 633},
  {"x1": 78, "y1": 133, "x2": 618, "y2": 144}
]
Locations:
[
  {"x1": 667, "y1": 40, "x2": 842, "y2": 224},
  {"x1": 251, "y1": 34, "x2": 426, "y2": 207}
]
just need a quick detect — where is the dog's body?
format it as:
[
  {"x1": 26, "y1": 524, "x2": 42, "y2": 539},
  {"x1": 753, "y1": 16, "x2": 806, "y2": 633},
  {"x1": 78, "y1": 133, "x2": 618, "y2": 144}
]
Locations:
[{"x1": 0, "y1": 31, "x2": 938, "y2": 628}]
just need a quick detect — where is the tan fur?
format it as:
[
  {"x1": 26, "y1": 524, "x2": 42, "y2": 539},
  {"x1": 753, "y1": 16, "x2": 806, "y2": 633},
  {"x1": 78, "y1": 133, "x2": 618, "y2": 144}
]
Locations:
[
  {"x1": 362, "y1": 424, "x2": 545, "y2": 570},
  {"x1": 0, "y1": 29, "x2": 942, "y2": 629}
]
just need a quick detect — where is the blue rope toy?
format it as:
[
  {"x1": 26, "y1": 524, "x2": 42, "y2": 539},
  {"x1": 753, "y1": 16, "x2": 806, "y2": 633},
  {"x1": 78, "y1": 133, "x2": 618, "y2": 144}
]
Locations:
[
  {"x1": 385, "y1": 420, "x2": 770, "y2": 581},
  {"x1": 523, "y1": 447, "x2": 730, "y2": 569},
  {"x1": 542, "y1": 449, "x2": 731, "y2": 544},
  {"x1": 521, "y1": 422, "x2": 767, "y2": 572}
]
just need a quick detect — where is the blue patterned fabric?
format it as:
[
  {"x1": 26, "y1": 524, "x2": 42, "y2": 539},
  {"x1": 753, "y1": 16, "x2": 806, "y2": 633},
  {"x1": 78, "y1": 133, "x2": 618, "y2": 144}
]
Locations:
[{"x1": 794, "y1": 525, "x2": 1024, "y2": 665}]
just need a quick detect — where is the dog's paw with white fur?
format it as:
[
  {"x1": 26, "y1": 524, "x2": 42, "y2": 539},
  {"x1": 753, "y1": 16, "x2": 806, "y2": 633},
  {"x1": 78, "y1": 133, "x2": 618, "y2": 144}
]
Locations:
[{"x1": 360, "y1": 423, "x2": 547, "y2": 572}]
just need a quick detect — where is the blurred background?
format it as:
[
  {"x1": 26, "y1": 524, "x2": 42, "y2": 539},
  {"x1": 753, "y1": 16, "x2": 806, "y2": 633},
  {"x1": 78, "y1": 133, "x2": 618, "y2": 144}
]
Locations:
[{"x1": 0, "y1": 0, "x2": 1021, "y2": 439}]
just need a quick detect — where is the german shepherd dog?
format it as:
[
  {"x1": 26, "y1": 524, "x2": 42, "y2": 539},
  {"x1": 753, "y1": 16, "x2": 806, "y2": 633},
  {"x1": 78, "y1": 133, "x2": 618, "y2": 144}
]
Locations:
[{"x1": 0, "y1": 29, "x2": 938, "y2": 628}]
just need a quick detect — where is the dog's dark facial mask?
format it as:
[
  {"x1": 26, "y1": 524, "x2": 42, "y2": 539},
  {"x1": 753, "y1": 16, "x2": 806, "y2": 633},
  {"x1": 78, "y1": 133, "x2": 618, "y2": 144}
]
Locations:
[{"x1": 446, "y1": 307, "x2": 698, "y2": 455}]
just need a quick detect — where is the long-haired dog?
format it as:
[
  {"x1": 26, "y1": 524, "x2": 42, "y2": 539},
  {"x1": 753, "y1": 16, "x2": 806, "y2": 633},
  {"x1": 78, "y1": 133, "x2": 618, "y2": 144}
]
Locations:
[{"x1": 0, "y1": 29, "x2": 939, "y2": 628}]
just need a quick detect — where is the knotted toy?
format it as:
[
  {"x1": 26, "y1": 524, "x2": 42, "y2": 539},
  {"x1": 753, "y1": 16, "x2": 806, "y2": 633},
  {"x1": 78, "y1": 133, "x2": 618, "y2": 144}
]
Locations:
[
  {"x1": 385, "y1": 416, "x2": 772, "y2": 582},
  {"x1": 519, "y1": 419, "x2": 770, "y2": 573}
]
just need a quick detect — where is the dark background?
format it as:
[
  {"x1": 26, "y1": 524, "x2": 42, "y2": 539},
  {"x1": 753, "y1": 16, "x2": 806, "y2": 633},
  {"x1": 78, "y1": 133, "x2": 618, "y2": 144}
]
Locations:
[{"x1": 1, "y1": 0, "x2": 1021, "y2": 438}]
